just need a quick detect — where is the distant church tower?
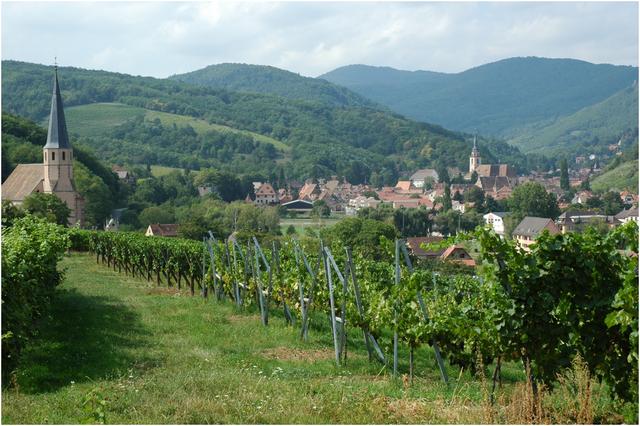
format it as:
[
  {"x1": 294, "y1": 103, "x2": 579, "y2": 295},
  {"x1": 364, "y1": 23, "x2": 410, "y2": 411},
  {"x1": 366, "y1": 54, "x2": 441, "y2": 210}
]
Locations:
[
  {"x1": 469, "y1": 134, "x2": 481, "y2": 173},
  {"x1": 42, "y1": 66, "x2": 84, "y2": 226}
]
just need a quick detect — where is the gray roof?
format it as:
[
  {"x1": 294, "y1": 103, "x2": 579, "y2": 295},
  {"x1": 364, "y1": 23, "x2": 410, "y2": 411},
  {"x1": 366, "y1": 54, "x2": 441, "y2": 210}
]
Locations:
[
  {"x1": 1, "y1": 164, "x2": 44, "y2": 202},
  {"x1": 44, "y1": 69, "x2": 71, "y2": 149},
  {"x1": 485, "y1": 211, "x2": 509, "y2": 218},
  {"x1": 513, "y1": 216, "x2": 556, "y2": 237},
  {"x1": 410, "y1": 168, "x2": 438, "y2": 181},
  {"x1": 615, "y1": 207, "x2": 639, "y2": 220}
]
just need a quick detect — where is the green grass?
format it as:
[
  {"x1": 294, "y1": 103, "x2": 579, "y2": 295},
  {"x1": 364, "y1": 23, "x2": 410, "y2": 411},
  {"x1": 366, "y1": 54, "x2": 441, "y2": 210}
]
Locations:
[
  {"x1": 64, "y1": 102, "x2": 290, "y2": 152},
  {"x1": 63, "y1": 103, "x2": 145, "y2": 137},
  {"x1": 591, "y1": 160, "x2": 639, "y2": 193},
  {"x1": 280, "y1": 217, "x2": 343, "y2": 237},
  {"x1": 2, "y1": 254, "x2": 632, "y2": 424},
  {"x1": 148, "y1": 165, "x2": 184, "y2": 177}
]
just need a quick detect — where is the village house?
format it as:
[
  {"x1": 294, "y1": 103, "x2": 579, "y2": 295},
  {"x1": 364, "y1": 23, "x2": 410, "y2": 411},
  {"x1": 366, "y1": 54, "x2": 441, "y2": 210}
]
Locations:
[
  {"x1": 409, "y1": 168, "x2": 438, "y2": 188},
  {"x1": 111, "y1": 165, "x2": 136, "y2": 186},
  {"x1": 615, "y1": 207, "x2": 639, "y2": 225},
  {"x1": 483, "y1": 212, "x2": 509, "y2": 238},
  {"x1": 512, "y1": 217, "x2": 560, "y2": 251},
  {"x1": 405, "y1": 236, "x2": 445, "y2": 259},
  {"x1": 619, "y1": 191, "x2": 639, "y2": 206},
  {"x1": 440, "y1": 245, "x2": 476, "y2": 267},
  {"x1": 145, "y1": 223, "x2": 180, "y2": 237},
  {"x1": 556, "y1": 210, "x2": 617, "y2": 233},
  {"x1": 2, "y1": 67, "x2": 85, "y2": 226},
  {"x1": 345, "y1": 196, "x2": 381, "y2": 215},
  {"x1": 253, "y1": 182, "x2": 278, "y2": 205},
  {"x1": 571, "y1": 190, "x2": 594, "y2": 205}
]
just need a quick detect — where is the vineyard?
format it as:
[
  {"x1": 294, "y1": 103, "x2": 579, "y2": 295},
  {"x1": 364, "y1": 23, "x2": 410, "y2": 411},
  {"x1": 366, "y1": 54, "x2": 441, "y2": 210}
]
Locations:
[{"x1": 68, "y1": 222, "x2": 639, "y2": 410}]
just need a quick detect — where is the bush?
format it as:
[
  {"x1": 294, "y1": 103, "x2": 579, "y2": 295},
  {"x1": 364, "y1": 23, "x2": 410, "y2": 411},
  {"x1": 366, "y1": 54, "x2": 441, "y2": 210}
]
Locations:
[{"x1": 1, "y1": 216, "x2": 69, "y2": 383}]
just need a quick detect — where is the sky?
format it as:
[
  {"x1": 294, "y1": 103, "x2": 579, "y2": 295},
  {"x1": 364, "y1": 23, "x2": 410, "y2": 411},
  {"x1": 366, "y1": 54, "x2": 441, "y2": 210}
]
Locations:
[{"x1": 2, "y1": 1, "x2": 638, "y2": 78}]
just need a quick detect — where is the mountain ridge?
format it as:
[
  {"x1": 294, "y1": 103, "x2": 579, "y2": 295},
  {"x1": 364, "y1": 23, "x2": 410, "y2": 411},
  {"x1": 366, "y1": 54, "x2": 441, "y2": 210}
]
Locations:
[{"x1": 320, "y1": 57, "x2": 638, "y2": 138}]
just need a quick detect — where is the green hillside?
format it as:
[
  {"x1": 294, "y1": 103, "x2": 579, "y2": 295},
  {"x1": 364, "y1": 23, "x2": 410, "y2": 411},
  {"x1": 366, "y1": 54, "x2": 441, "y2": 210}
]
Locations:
[
  {"x1": 320, "y1": 57, "x2": 638, "y2": 138},
  {"x1": 591, "y1": 160, "x2": 639, "y2": 193},
  {"x1": 2, "y1": 60, "x2": 543, "y2": 182},
  {"x1": 508, "y1": 84, "x2": 639, "y2": 156},
  {"x1": 170, "y1": 63, "x2": 379, "y2": 108},
  {"x1": 64, "y1": 102, "x2": 290, "y2": 151}
]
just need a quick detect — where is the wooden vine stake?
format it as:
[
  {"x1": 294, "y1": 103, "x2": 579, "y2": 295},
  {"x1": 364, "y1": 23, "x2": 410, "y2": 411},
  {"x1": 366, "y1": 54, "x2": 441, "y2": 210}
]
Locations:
[{"x1": 321, "y1": 242, "x2": 341, "y2": 367}]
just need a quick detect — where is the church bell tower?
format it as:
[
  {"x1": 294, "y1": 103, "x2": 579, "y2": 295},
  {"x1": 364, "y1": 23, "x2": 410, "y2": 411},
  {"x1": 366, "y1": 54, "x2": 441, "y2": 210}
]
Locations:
[
  {"x1": 42, "y1": 65, "x2": 84, "y2": 225},
  {"x1": 469, "y1": 134, "x2": 481, "y2": 173}
]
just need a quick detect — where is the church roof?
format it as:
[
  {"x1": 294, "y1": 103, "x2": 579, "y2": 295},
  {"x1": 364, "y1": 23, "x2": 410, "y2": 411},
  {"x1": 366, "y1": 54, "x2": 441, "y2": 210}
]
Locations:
[
  {"x1": 1, "y1": 164, "x2": 44, "y2": 203},
  {"x1": 44, "y1": 68, "x2": 71, "y2": 149}
]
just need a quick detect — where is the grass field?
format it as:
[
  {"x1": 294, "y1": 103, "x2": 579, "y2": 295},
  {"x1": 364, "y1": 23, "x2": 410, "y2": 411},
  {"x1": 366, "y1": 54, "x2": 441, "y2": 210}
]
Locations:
[
  {"x1": 280, "y1": 217, "x2": 343, "y2": 236},
  {"x1": 591, "y1": 160, "x2": 639, "y2": 193},
  {"x1": 148, "y1": 165, "x2": 184, "y2": 177},
  {"x1": 64, "y1": 102, "x2": 290, "y2": 152},
  {"x1": 2, "y1": 254, "x2": 632, "y2": 424}
]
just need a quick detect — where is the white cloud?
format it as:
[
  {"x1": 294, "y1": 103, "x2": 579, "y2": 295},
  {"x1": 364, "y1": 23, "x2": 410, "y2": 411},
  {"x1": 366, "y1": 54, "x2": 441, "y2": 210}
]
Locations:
[{"x1": 1, "y1": 1, "x2": 637, "y2": 78}]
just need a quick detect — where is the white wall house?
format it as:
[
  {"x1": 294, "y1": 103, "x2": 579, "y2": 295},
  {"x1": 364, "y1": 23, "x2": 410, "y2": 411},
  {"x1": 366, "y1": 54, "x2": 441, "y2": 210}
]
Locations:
[{"x1": 483, "y1": 212, "x2": 508, "y2": 237}]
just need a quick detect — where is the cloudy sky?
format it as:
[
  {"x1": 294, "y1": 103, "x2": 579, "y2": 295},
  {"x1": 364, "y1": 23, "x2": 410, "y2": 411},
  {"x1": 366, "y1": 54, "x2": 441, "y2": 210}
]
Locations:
[{"x1": 2, "y1": 1, "x2": 638, "y2": 78}]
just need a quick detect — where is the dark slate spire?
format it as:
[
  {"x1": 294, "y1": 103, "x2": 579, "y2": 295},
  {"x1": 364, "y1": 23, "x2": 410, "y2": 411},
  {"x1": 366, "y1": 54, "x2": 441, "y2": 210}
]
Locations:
[{"x1": 44, "y1": 64, "x2": 71, "y2": 149}]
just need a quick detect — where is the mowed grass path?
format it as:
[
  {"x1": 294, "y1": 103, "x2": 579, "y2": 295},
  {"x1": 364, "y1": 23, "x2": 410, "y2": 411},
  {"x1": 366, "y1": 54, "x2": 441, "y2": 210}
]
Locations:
[{"x1": 3, "y1": 253, "x2": 519, "y2": 424}]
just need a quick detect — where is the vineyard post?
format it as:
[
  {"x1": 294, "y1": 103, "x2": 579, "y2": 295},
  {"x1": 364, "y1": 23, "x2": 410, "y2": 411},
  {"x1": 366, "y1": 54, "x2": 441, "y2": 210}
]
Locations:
[
  {"x1": 322, "y1": 242, "x2": 341, "y2": 366},
  {"x1": 201, "y1": 237, "x2": 208, "y2": 299},
  {"x1": 293, "y1": 243, "x2": 308, "y2": 337},
  {"x1": 325, "y1": 247, "x2": 347, "y2": 364},
  {"x1": 296, "y1": 242, "x2": 318, "y2": 341},
  {"x1": 272, "y1": 240, "x2": 293, "y2": 325},
  {"x1": 229, "y1": 241, "x2": 242, "y2": 307},
  {"x1": 400, "y1": 242, "x2": 449, "y2": 385},
  {"x1": 345, "y1": 247, "x2": 374, "y2": 362},
  {"x1": 253, "y1": 237, "x2": 270, "y2": 326},
  {"x1": 253, "y1": 240, "x2": 268, "y2": 326},
  {"x1": 206, "y1": 233, "x2": 220, "y2": 300},
  {"x1": 393, "y1": 239, "x2": 400, "y2": 377}
]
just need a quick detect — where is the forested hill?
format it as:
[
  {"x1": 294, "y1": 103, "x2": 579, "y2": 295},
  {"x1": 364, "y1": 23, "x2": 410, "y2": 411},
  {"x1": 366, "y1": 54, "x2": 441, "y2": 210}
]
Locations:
[
  {"x1": 169, "y1": 63, "x2": 379, "y2": 108},
  {"x1": 2, "y1": 60, "x2": 541, "y2": 180},
  {"x1": 509, "y1": 82, "x2": 639, "y2": 157},
  {"x1": 320, "y1": 57, "x2": 638, "y2": 138}
]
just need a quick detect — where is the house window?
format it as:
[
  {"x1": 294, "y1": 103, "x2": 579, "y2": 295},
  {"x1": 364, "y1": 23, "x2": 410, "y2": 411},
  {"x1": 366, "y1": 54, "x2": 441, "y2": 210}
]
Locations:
[{"x1": 52, "y1": 152, "x2": 55, "y2": 161}]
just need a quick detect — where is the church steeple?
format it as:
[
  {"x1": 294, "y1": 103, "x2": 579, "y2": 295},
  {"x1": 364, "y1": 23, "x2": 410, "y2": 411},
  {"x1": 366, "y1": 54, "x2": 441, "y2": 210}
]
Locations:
[
  {"x1": 44, "y1": 64, "x2": 71, "y2": 149},
  {"x1": 469, "y1": 133, "x2": 481, "y2": 173}
]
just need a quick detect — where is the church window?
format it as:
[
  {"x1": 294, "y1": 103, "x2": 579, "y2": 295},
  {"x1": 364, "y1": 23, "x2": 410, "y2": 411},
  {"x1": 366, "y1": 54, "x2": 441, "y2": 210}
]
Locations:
[
  {"x1": 52, "y1": 152, "x2": 55, "y2": 161},
  {"x1": 62, "y1": 152, "x2": 66, "y2": 161}
]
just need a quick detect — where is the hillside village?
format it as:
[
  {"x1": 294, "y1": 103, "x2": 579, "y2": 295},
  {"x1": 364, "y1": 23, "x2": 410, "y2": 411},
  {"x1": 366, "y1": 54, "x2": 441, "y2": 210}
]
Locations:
[{"x1": 3, "y1": 64, "x2": 638, "y2": 264}]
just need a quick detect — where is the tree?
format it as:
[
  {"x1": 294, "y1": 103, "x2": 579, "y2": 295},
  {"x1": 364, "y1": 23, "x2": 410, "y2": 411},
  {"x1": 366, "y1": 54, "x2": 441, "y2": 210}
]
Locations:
[
  {"x1": 22, "y1": 193, "x2": 71, "y2": 225},
  {"x1": 508, "y1": 182, "x2": 560, "y2": 219},
  {"x1": 560, "y1": 158, "x2": 570, "y2": 191},
  {"x1": 442, "y1": 184, "x2": 452, "y2": 211},
  {"x1": 322, "y1": 217, "x2": 396, "y2": 259},
  {"x1": 602, "y1": 191, "x2": 624, "y2": 215},
  {"x1": 436, "y1": 163, "x2": 450, "y2": 184},
  {"x1": 311, "y1": 200, "x2": 331, "y2": 218},
  {"x1": 464, "y1": 186, "x2": 485, "y2": 208},
  {"x1": 138, "y1": 205, "x2": 175, "y2": 228}
]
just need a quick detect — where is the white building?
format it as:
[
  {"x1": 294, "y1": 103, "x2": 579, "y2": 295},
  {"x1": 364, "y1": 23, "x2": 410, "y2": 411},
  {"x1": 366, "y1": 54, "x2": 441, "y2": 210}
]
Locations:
[
  {"x1": 345, "y1": 196, "x2": 380, "y2": 215},
  {"x1": 409, "y1": 169, "x2": 439, "y2": 188},
  {"x1": 483, "y1": 212, "x2": 509, "y2": 238}
]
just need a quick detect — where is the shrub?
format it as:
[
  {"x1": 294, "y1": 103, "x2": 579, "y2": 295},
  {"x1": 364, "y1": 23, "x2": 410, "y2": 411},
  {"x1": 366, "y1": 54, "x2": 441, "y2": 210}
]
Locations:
[{"x1": 1, "y1": 216, "x2": 69, "y2": 383}]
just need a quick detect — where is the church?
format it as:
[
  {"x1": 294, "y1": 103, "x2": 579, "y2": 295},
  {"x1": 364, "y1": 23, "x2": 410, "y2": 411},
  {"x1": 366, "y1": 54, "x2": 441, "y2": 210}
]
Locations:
[
  {"x1": 2, "y1": 67, "x2": 85, "y2": 226},
  {"x1": 467, "y1": 135, "x2": 517, "y2": 179}
]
